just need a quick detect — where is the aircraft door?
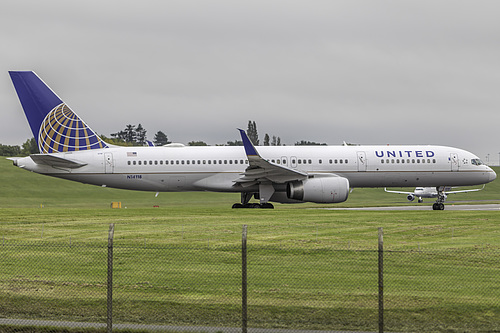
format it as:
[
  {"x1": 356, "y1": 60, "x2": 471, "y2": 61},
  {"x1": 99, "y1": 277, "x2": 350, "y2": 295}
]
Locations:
[
  {"x1": 104, "y1": 153, "x2": 114, "y2": 174},
  {"x1": 291, "y1": 156, "x2": 297, "y2": 168},
  {"x1": 357, "y1": 151, "x2": 367, "y2": 172},
  {"x1": 450, "y1": 153, "x2": 459, "y2": 171}
]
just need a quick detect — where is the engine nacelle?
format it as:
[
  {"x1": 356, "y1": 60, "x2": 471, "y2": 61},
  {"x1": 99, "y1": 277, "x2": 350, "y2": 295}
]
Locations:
[
  {"x1": 286, "y1": 177, "x2": 349, "y2": 203},
  {"x1": 407, "y1": 194, "x2": 415, "y2": 202}
]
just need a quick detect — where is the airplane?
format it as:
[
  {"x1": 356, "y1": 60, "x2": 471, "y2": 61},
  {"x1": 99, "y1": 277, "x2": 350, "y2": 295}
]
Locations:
[
  {"x1": 7, "y1": 71, "x2": 497, "y2": 210},
  {"x1": 384, "y1": 186, "x2": 485, "y2": 206}
]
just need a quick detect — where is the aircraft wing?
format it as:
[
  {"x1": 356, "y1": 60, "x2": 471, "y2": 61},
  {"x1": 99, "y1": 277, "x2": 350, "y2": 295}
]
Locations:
[
  {"x1": 29, "y1": 154, "x2": 88, "y2": 169},
  {"x1": 384, "y1": 188, "x2": 414, "y2": 195},
  {"x1": 445, "y1": 185, "x2": 485, "y2": 195},
  {"x1": 235, "y1": 129, "x2": 308, "y2": 185}
]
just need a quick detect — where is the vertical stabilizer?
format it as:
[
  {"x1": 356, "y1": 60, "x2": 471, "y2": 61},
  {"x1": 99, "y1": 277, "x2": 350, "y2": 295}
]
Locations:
[{"x1": 9, "y1": 71, "x2": 108, "y2": 153}]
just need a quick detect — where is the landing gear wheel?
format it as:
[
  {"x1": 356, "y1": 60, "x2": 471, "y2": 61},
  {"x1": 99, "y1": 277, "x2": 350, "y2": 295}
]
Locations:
[
  {"x1": 260, "y1": 202, "x2": 274, "y2": 209},
  {"x1": 432, "y1": 203, "x2": 445, "y2": 210},
  {"x1": 232, "y1": 202, "x2": 274, "y2": 209}
]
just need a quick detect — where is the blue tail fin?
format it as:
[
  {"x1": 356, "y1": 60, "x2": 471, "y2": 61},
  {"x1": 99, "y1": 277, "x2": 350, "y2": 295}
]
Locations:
[{"x1": 9, "y1": 71, "x2": 108, "y2": 153}]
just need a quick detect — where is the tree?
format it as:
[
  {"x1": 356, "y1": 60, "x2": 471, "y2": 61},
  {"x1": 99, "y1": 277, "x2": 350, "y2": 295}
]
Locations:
[
  {"x1": 271, "y1": 135, "x2": 282, "y2": 146},
  {"x1": 247, "y1": 121, "x2": 259, "y2": 146},
  {"x1": 295, "y1": 140, "x2": 327, "y2": 146},
  {"x1": 188, "y1": 141, "x2": 208, "y2": 146},
  {"x1": 135, "y1": 123, "x2": 147, "y2": 146},
  {"x1": 21, "y1": 138, "x2": 38, "y2": 155},
  {"x1": 225, "y1": 140, "x2": 243, "y2": 146},
  {"x1": 124, "y1": 124, "x2": 136, "y2": 144},
  {"x1": 0, "y1": 144, "x2": 21, "y2": 157},
  {"x1": 263, "y1": 134, "x2": 270, "y2": 146},
  {"x1": 153, "y1": 131, "x2": 170, "y2": 146}
]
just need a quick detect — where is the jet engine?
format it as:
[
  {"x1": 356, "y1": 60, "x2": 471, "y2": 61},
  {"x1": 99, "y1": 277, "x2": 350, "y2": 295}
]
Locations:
[
  {"x1": 286, "y1": 177, "x2": 349, "y2": 203},
  {"x1": 407, "y1": 194, "x2": 415, "y2": 202}
]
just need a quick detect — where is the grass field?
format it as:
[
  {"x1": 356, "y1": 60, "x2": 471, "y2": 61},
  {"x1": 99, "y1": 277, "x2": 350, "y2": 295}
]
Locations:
[{"x1": 1, "y1": 157, "x2": 500, "y2": 332}]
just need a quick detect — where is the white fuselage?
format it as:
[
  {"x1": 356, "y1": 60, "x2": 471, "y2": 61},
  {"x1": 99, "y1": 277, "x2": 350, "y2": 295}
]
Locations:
[{"x1": 14, "y1": 145, "x2": 496, "y2": 195}]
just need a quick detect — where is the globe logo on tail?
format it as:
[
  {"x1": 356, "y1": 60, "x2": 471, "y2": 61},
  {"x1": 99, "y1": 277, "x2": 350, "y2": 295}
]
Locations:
[{"x1": 38, "y1": 103, "x2": 108, "y2": 153}]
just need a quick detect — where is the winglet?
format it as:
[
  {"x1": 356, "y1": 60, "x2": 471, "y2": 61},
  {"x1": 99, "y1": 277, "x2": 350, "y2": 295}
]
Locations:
[{"x1": 238, "y1": 128, "x2": 259, "y2": 157}]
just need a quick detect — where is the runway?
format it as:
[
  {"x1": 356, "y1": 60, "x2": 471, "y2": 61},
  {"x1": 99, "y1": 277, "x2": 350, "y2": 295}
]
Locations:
[{"x1": 315, "y1": 204, "x2": 500, "y2": 211}]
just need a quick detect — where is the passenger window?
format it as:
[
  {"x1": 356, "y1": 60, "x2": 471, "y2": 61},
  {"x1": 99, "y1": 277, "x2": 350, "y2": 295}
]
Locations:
[
  {"x1": 340, "y1": 159, "x2": 343, "y2": 164},
  {"x1": 155, "y1": 160, "x2": 158, "y2": 165},
  {"x1": 319, "y1": 159, "x2": 322, "y2": 164},
  {"x1": 127, "y1": 161, "x2": 131, "y2": 165},
  {"x1": 138, "y1": 161, "x2": 142, "y2": 165},
  {"x1": 308, "y1": 159, "x2": 312, "y2": 164},
  {"x1": 345, "y1": 159, "x2": 348, "y2": 164},
  {"x1": 133, "y1": 161, "x2": 136, "y2": 165}
]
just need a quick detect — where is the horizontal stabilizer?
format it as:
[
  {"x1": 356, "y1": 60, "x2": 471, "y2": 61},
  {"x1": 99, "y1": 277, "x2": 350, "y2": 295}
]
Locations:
[{"x1": 30, "y1": 154, "x2": 87, "y2": 169}]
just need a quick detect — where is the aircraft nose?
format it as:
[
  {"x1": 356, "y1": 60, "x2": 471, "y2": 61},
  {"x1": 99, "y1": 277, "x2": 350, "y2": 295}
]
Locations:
[{"x1": 489, "y1": 168, "x2": 497, "y2": 182}]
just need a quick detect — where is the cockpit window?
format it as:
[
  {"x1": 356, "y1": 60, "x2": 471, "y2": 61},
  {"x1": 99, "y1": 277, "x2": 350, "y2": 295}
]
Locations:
[{"x1": 471, "y1": 159, "x2": 483, "y2": 166}]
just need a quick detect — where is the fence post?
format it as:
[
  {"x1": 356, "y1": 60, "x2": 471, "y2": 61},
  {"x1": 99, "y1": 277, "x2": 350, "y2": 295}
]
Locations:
[
  {"x1": 378, "y1": 227, "x2": 384, "y2": 333},
  {"x1": 107, "y1": 223, "x2": 115, "y2": 333},
  {"x1": 242, "y1": 225, "x2": 248, "y2": 333}
]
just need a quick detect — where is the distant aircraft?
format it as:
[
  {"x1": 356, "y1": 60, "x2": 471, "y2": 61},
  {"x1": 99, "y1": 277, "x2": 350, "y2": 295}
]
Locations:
[
  {"x1": 384, "y1": 186, "x2": 485, "y2": 205},
  {"x1": 7, "y1": 71, "x2": 497, "y2": 210}
]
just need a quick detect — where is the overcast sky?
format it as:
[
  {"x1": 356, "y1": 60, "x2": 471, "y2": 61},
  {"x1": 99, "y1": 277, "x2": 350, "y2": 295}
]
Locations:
[{"x1": 1, "y1": 0, "x2": 499, "y2": 163}]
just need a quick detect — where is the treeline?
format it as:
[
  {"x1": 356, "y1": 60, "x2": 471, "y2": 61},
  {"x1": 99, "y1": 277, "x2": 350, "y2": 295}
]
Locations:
[
  {"x1": 1, "y1": 120, "x2": 329, "y2": 156},
  {"x1": 0, "y1": 138, "x2": 38, "y2": 157},
  {"x1": 107, "y1": 121, "x2": 288, "y2": 147}
]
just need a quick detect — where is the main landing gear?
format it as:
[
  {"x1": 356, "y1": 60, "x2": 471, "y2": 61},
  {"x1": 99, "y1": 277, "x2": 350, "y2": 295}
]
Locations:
[
  {"x1": 232, "y1": 202, "x2": 274, "y2": 209},
  {"x1": 432, "y1": 186, "x2": 446, "y2": 210},
  {"x1": 232, "y1": 193, "x2": 274, "y2": 209}
]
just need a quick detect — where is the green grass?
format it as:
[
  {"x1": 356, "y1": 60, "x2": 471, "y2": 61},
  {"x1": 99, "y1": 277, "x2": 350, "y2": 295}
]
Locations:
[{"x1": 1, "y1": 158, "x2": 500, "y2": 332}]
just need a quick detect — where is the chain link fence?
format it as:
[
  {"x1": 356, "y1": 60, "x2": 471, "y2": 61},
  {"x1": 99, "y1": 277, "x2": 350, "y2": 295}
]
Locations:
[{"x1": 1, "y1": 225, "x2": 499, "y2": 332}]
